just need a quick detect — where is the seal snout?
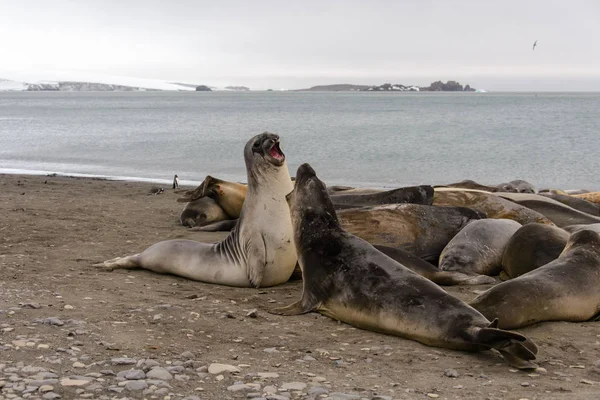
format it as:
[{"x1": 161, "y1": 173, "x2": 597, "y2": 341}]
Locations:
[{"x1": 296, "y1": 163, "x2": 317, "y2": 181}]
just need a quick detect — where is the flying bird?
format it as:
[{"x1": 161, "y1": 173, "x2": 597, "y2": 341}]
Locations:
[{"x1": 532, "y1": 40, "x2": 538, "y2": 50}]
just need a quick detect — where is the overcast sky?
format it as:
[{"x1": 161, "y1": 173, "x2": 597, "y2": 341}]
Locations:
[{"x1": 1, "y1": 0, "x2": 599, "y2": 90}]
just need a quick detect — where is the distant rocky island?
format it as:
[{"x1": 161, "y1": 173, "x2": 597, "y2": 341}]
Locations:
[{"x1": 298, "y1": 81, "x2": 476, "y2": 92}]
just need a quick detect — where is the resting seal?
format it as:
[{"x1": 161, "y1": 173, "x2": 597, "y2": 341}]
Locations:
[
  {"x1": 495, "y1": 192, "x2": 600, "y2": 227},
  {"x1": 95, "y1": 132, "x2": 297, "y2": 287},
  {"x1": 471, "y1": 229, "x2": 600, "y2": 329},
  {"x1": 439, "y1": 219, "x2": 522, "y2": 277},
  {"x1": 496, "y1": 180, "x2": 537, "y2": 194},
  {"x1": 501, "y1": 223, "x2": 569, "y2": 279},
  {"x1": 433, "y1": 188, "x2": 552, "y2": 225},
  {"x1": 539, "y1": 192, "x2": 600, "y2": 216},
  {"x1": 179, "y1": 197, "x2": 229, "y2": 228},
  {"x1": 436, "y1": 179, "x2": 498, "y2": 192},
  {"x1": 573, "y1": 191, "x2": 600, "y2": 206},
  {"x1": 272, "y1": 164, "x2": 538, "y2": 369},
  {"x1": 330, "y1": 185, "x2": 434, "y2": 208},
  {"x1": 338, "y1": 203, "x2": 486, "y2": 263},
  {"x1": 178, "y1": 176, "x2": 247, "y2": 219}
]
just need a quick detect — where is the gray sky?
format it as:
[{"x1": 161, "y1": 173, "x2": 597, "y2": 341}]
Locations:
[{"x1": 1, "y1": 0, "x2": 599, "y2": 90}]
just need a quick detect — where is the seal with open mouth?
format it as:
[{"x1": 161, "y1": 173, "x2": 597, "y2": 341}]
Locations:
[
  {"x1": 95, "y1": 132, "x2": 297, "y2": 288},
  {"x1": 271, "y1": 163, "x2": 538, "y2": 369}
]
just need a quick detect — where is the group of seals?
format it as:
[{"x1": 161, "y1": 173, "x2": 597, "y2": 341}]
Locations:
[
  {"x1": 96, "y1": 132, "x2": 297, "y2": 287},
  {"x1": 96, "y1": 132, "x2": 600, "y2": 370},
  {"x1": 272, "y1": 164, "x2": 538, "y2": 369},
  {"x1": 471, "y1": 229, "x2": 600, "y2": 329}
]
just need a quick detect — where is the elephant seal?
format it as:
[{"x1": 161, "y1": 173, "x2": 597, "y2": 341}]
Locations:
[
  {"x1": 327, "y1": 185, "x2": 355, "y2": 194},
  {"x1": 496, "y1": 180, "x2": 537, "y2": 194},
  {"x1": 373, "y1": 245, "x2": 495, "y2": 286},
  {"x1": 539, "y1": 192, "x2": 600, "y2": 216},
  {"x1": 439, "y1": 219, "x2": 522, "y2": 277},
  {"x1": 272, "y1": 163, "x2": 537, "y2": 369},
  {"x1": 433, "y1": 188, "x2": 552, "y2": 225},
  {"x1": 573, "y1": 191, "x2": 600, "y2": 206},
  {"x1": 495, "y1": 192, "x2": 600, "y2": 227},
  {"x1": 330, "y1": 185, "x2": 434, "y2": 208},
  {"x1": 501, "y1": 223, "x2": 569, "y2": 279},
  {"x1": 436, "y1": 179, "x2": 498, "y2": 192},
  {"x1": 338, "y1": 203, "x2": 486, "y2": 263},
  {"x1": 471, "y1": 229, "x2": 600, "y2": 329},
  {"x1": 180, "y1": 197, "x2": 229, "y2": 228},
  {"x1": 563, "y1": 223, "x2": 600, "y2": 234},
  {"x1": 178, "y1": 176, "x2": 247, "y2": 218},
  {"x1": 95, "y1": 132, "x2": 297, "y2": 288}
]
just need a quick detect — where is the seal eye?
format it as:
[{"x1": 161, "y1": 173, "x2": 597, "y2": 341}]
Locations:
[{"x1": 253, "y1": 141, "x2": 260, "y2": 148}]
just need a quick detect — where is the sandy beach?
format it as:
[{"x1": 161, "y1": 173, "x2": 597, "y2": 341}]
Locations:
[{"x1": 1, "y1": 172, "x2": 599, "y2": 400}]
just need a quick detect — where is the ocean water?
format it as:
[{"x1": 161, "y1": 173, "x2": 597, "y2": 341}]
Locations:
[{"x1": 0, "y1": 91, "x2": 599, "y2": 190}]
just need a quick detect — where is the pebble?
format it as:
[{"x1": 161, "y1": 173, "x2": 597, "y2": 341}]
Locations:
[
  {"x1": 263, "y1": 347, "x2": 279, "y2": 353},
  {"x1": 372, "y1": 396, "x2": 392, "y2": 400},
  {"x1": 42, "y1": 393, "x2": 61, "y2": 399},
  {"x1": 444, "y1": 369, "x2": 459, "y2": 378},
  {"x1": 308, "y1": 387, "x2": 328, "y2": 396},
  {"x1": 281, "y1": 382, "x2": 307, "y2": 391},
  {"x1": 146, "y1": 367, "x2": 173, "y2": 380},
  {"x1": 327, "y1": 393, "x2": 360, "y2": 400},
  {"x1": 124, "y1": 369, "x2": 146, "y2": 380},
  {"x1": 246, "y1": 309, "x2": 258, "y2": 318},
  {"x1": 59, "y1": 378, "x2": 90, "y2": 387},
  {"x1": 38, "y1": 385, "x2": 54, "y2": 393},
  {"x1": 72, "y1": 362, "x2": 85, "y2": 368},
  {"x1": 257, "y1": 372, "x2": 279, "y2": 379},
  {"x1": 111, "y1": 358, "x2": 137, "y2": 365},
  {"x1": 263, "y1": 385, "x2": 278, "y2": 394},
  {"x1": 521, "y1": 382, "x2": 530, "y2": 387},
  {"x1": 228, "y1": 383, "x2": 253, "y2": 392},
  {"x1": 427, "y1": 394, "x2": 440, "y2": 399},
  {"x1": 303, "y1": 355, "x2": 316, "y2": 361},
  {"x1": 580, "y1": 379, "x2": 594, "y2": 385},
  {"x1": 64, "y1": 305, "x2": 74, "y2": 310},
  {"x1": 37, "y1": 344, "x2": 50, "y2": 349},
  {"x1": 179, "y1": 351, "x2": 195, "y2": 359},
  {"x1": 593, "y1": 360, "x2": 600, "y2": 374},
  {"x1": 208, "y1": 363, "x2": 240, "y2": 374},
  {"x1": 125, "y1": 380, "x2": 148, "y2": 391},
  {"x1": 265, "y1": 395, "x2": 289, "y2": 400}
]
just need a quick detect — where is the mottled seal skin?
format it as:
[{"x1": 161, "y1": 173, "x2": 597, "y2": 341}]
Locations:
[
  {"x1": 178, "y1": 176, "x2": 248, "y2": 219},
  {"x1": 563, "y1": 223, "x2": 600, "y2": 234},
  {"x1": 501, "y1": 223, "x2": 569, "y2": 280},
  {"x1": 180, "y1": 197, "x2": 229, "y2": 228},
  {"x1": 272, "y1": 163, "x2": 538, "y2": 369},
  {"x1": 472, "y1": 229, "x2": 600, "y2": 329},
  {"x1": 496, "y1": 180, "x2": 537, "y2": 194},
  {"x1": 439, "y1": 219, "x2": 522, "y2": 277},
  {"x1": 573, "y1": 191, "x2": 600, "y2": 206},
  {"x1": 374, "y1": 245, "x2": 495, "y2": 286},
  {"x1": 495, "y1": 192, "x2": 600, "y2": 227},
  {"x1": 330, "y1": 185, "x2": 434, "y2": 208},
  {"x1": 94, "y1": 133, "x2": 297, "y2": 288},
  {"x1": 433, "y1": 188, "x2": 553, "y2": 226},
  {"x1": 338, "y1": 203, "x2": 486, "y2": 263},
  {"x1": 539, "y1": 192, "x2": 600, "y2": 216},
  {"x1": 436, "y1": 179, "x2": 498, "y2": 192}
]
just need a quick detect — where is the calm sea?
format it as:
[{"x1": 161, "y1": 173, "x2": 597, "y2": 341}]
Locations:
[{"x1": 0, "y1": 91, "x2": 599, "y2": 190}]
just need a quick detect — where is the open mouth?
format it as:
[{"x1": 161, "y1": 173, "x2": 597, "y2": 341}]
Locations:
[{"x1": 268, "y1": 140, "x2": 285, "y2": 163}]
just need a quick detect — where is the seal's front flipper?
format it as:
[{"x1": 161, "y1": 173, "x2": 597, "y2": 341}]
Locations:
[
  {"x1": 269, "y1": 300, "x2": 314, "y2": 316},
  {"x1": 93, "y1": 254, "x2": 141, "y2": 271},
  {"x1": 195, "y1": 219, "x2": 238, "y2": 232}
]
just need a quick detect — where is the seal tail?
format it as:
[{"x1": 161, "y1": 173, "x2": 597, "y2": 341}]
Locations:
[
  {"x1": 93, "y1": 254, "x2": 141, "y2": 270},
  {"x1": 475, "y1": 319, "x2": 538, "y2": 370}
]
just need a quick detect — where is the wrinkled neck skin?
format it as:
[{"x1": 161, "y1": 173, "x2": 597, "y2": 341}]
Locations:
[{"x1": 247, "y1": 161, "x2": 293, "y2": 198}]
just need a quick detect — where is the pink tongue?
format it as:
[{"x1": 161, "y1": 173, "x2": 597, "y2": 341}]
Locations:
[{"x1": 269, "y1": 146, "x2": 283, "y2": 160}]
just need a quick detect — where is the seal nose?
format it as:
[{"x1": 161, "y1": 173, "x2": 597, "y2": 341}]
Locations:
[{"x1": 296, "y1": 163, "x2": 316, "y2": 180}]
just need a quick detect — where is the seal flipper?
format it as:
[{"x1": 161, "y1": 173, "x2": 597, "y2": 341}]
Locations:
[
  {"x1": 93, "y1": 254, "x2": 141, "y2": 270},
  {"x1": 269, "y1": 300, "x2": 316, "y2": 316},
  {"x1": 194, "y1": 219, "x2": 238, "y2": 232},
  {"x1": 475, "y1": 322, "x2": 538, "y2": 370}
]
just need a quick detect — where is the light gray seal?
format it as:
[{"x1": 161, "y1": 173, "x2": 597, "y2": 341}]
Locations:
[
  {"x1": 501, "y1": 223, "x2": 569, "y2": 279},
  {"x1": 471, "y1": 229, "x2": 600, "y2": 329},
  {"x1": 496, "y1": 180, "x2": 537, "y2": 194},
  {"x1": 271, "y1": 163, "x2": 538, "y2": 369},
  {"x1": 439, "y1": 219, "x2": 522, "y2": 277},
  {"x1": 563, "y1": 223, "x2": 600, "y2": 234},
  {"x1": 95, "y1": 132, "x2": 297, "y2": 287}
]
